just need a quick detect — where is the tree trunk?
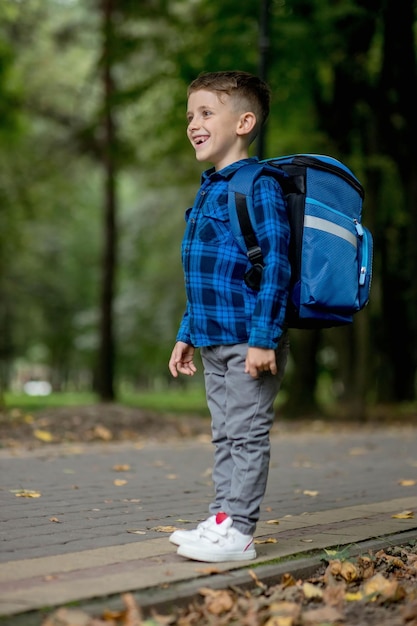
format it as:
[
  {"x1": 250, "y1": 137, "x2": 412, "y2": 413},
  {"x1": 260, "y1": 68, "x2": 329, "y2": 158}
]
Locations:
[
  {"x1": 376, "y1": 0, "x2": 417, "y2": 400},
  {"x1": 97, "y1": 0, "x2": 117, "y2": 402}
]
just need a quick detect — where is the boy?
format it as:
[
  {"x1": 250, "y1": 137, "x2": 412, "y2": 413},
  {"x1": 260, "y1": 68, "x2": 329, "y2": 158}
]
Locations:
[{"x1": 168, "y1": 71, "x2": 291, "y2": 562}]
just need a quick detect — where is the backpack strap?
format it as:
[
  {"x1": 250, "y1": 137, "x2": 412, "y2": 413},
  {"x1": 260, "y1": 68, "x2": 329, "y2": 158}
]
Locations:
[
  {"x1": 228, "y1": 162, "x2": 287, "y2": 267},
  {"x1": 228, "y1": 163, "x2": 265, "y2": 267}
]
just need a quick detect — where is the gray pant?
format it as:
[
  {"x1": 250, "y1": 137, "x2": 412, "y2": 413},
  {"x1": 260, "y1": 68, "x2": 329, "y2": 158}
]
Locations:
[{"x1": 200, "y1": 337, "x2": 289, "y2": 535}]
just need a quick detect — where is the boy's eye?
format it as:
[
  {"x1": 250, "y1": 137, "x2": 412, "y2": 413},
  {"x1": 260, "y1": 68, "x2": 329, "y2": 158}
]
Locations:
[{"x1": 202, "y1": 110, "x2": 212, "y2": 117}]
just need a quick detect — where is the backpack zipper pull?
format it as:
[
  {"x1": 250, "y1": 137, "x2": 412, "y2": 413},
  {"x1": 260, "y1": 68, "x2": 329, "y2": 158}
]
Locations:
[{"x1": 354, "y1": 220, "x2": 364, "y2": 236}]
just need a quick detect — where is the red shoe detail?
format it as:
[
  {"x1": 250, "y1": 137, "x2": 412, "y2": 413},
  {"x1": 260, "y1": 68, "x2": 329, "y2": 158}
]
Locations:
[{"x1": 216, "y1": 511, "x2": 229, "y2": 524}]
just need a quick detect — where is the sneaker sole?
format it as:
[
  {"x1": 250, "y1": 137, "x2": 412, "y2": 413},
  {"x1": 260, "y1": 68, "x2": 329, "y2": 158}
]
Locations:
[{"x1": 177, "y1": 543, "x2": 256, "y2": 562}]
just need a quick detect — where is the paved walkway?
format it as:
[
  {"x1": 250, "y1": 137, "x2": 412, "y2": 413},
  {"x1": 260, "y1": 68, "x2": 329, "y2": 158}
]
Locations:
[{"x1": 1, "y1": 423, "x2": 417, "y2": 619}]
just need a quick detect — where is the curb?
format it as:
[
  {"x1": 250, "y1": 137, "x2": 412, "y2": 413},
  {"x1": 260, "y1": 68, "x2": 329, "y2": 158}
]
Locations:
[{"x1": 2, "y1": 528, "x2": 417, "y2": 626}]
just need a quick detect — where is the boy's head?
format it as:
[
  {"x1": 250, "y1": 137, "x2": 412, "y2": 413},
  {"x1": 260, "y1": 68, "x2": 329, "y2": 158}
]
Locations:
[
  {"x1": 186, "y1": 71, "x2": 271, "y2": 169},
  {"x1": 187, "y1": 71, "x2": 270, "y2": 143}
]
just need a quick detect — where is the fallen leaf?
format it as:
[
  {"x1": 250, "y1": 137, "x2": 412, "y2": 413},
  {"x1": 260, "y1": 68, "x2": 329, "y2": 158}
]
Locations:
[
  {"x1": 281, "y1": 573, "x2": 297, "y2": 588},
  {"x1": 127, "y1": 529, "x2": 146, "y2": 534},
  {"x1": 340, "y1": 560, "x2": 360, "y2": 582},
  {"x1": 151, "y1": 525, "x2": 177, "y2": 533},
  {"x1": 349, "y1": 447, "x2": 368, "y2": 455},
  {"x1": 11, "y1": 489, "x2": 42, "y2": 498},
  {"x1": 345, "y1": 590, "x2": 364, "y2": 601},
  {"x1": 195, "y1": 566, "x2": 222, "y2": 575},
  {"x1": 112, "y1": 464, "x2": 130, "y2": 471},
  {"x1": 266, "y1": 519, "x2": 280, "y2": 525},
  {"x1": 392, "y1": 510, "x2": 414, "y2": 519},
  {"x1": 300, "y1": 538, "x2": 314, "y2": 543},
  {"x1": 165, "y1": 474, "x2": 178, "y2": 479},
  {"x1": 323, "y1": 583, "x2": 346, "y2": 608},
  {"x1": 41, "y1": 607, "x2": 91, "y2": 625},
  {"x1": 302, "y1": 605, "x2": 343, "y2": 625},
  {"x1": 302, "y1": 581, "x2": 323, "y2": 599},
  {"x1": 363, "y1": 572, "x2": 396, "y2": 600},
  {"x1": 113, "y1": 479, "x2": 127, "y2": 486},
  {"x1": 303, "y1": 490, "x2": 319, "y2": 497},
  {"x1": 267, "y1": 600, "x2": 301, "y2": 626},
  {"x1": 199, "y1": 587, "x2": 234, "y2": 615},
  {"x1": 49, "y1": 517, "x2": 61, "y2": 523},
  {"x1": 122, "y1": 592, "x2": 142, "y2": 624},
  {"x1": 398, "y1": 479, "x2": 416, "y2": 486},
  {"x1": 254, "y1": 537, "x2": 278, "y2": 544},
  {"x1": 249, "y1": 569, "x2": 267, "y2": 589},
  {"x1": 93, "y1": 424, "x2": 113, "y2": 441},
  {"x1": 34, "y1": 429, "x2": 54, "y2": 443}
]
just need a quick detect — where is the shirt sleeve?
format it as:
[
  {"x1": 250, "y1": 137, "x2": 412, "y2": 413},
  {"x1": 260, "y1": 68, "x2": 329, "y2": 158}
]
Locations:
[
  {"x1": 176, "y1": 302, "x2": 193, "y2": 345},
  {"x1": 248, "y1": 175, "x2": 291, "y2": 348}
]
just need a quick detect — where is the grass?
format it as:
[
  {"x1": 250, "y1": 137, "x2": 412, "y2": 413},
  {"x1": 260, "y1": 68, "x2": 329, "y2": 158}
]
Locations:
[{"x1": 3, "y1": 386, "x2": 210, "y2": 416}]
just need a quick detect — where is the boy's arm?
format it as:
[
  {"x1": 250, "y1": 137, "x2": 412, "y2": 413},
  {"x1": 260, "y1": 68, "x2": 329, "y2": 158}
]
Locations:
[{"x1": 248, "y1": 175, "x2": 291, "y2": 349}]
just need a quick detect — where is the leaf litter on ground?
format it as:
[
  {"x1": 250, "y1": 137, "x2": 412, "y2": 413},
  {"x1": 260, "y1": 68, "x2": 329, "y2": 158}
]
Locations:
[{"x1": 41, "y1": 540, "x2": 417, "y2": 626}]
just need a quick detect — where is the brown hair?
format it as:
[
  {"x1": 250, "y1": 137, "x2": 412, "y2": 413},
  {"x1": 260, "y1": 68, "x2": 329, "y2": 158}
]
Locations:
[{"x1": 187, "y1": 70, "x2": 271, "y2": 128}]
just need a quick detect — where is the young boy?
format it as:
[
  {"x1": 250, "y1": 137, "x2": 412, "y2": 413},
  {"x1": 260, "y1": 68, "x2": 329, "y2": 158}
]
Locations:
[{"x1": 168, "y1": 71, "x2": 291, "y2": 562}]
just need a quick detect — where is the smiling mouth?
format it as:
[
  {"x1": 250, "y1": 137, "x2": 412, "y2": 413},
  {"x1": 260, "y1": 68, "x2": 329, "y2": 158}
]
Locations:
[{"x1": 194, "y1": 135, "x2": 209, "y2": 146}]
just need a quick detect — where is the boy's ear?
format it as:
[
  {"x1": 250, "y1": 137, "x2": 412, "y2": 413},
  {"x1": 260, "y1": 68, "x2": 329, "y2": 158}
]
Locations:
[{"x1": 236, "y1": 112, "x2": 257, "y2": 136}]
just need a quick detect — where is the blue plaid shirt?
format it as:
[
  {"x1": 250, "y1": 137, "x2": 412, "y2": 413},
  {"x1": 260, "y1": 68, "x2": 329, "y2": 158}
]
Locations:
[{"x1": 176, "y1": 158, "x2": 291, "y2": 349}]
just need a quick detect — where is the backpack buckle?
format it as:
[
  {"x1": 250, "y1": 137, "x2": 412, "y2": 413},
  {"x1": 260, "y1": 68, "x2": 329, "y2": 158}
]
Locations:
[{"x1": 247, "y1": 246, "x2": 264, "y2": 266}]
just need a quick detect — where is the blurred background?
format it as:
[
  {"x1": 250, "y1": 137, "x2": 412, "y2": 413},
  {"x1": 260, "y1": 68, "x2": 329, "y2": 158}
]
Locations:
[{"x1": 0, "y1": 0, "x2": 416, "y2": 421}]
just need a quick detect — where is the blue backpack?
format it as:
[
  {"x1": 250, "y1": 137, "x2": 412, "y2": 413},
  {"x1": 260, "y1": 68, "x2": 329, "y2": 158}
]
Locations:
[{"x1": 228, "y1": 154, "x2": 373, "y2": 329}]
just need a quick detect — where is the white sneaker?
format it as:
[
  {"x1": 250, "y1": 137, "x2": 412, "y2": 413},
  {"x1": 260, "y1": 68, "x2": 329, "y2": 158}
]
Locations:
[
  {"x1": 177, "y1": 512, "x2": 256, "y2": 562},
  {"x1": 169, "y1": 515, "x2": 216, "y2": 546}
]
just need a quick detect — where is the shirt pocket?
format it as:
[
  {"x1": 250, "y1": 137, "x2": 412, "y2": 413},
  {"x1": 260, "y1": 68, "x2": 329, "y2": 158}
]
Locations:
[{"x1": 198, "y1": 201, "x2": 230, "y2": 244}]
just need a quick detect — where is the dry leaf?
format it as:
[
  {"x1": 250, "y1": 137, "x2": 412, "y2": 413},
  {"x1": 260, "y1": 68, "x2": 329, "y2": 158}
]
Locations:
[
  {"x1": 34, "y1": 429, "x2": 54, "y2": 443},
  {"x1": 249, "y1": 569, "x2": 267, "y2": 589},
  {"x1": 112, "y1": 464, "x2": 130, "y2": 471},
  {"x1": 151, "y1": 525, "x2": 177, "y2": 533},
  {"x1": 357, "y1": 555, "x2": 375, "y2": 579},
  {"x1": 392, "y1": 510, "x2": 414, "y2": 519},
  {"x1": 267, "y1": 600, "x2": 301, "y2": 626},
  {"x1": 363, "y1": 572, "x2": 394, "y2": 599},
  {"x1": 127, "y1": 529, "x2": 146, "y2": 535},
  {"x1": 303, "y1": 490, "x2": 319, "y2": 497},
  {"x1": 323, "y1": 583, "x2": 346, "y2": 608},
  {"x1": 302, "y1": 581, "x2": 323, "y2": 599},
  {"x1": 340, "y1": 560, "x2": 359, "y2": 582},
  {"x1": 255, "y1": 537, "x2": 278, "y2": 544},
  {"x1": 93, "y1": 424, "x2": 113, "y2": 441},
  {"x1": 345, "y1": 590, "x2": 364, "y2": 601},
  {"x1": 113, "y1": 479, "x2": 127, "y2": 486},
  {"x1": 199, "y1": 587, "x2": 234, "y2": 615},
  {"x1": 281, "y1": 573, "x2": 297, "y2": 588},
  {"x1": 12, "y1": 489, "x2": 42, "y2": 498},
  {"x1": 266, "y1": 519, "x2": 280, "y2": 525},
  {"x1": 41, "y1": 607, "x2": 91, "y2": 625},
  {"x1": 121, "y1": 592, "x2": 142, "y2": 624},
  {"x1": 165, "y1": 474, "x2": 178, "y2": 479},
  {"x1": 302, "y1": 605, "x2": 343, "y2": 625},
  {"x1": 49, "y1": 517, "x2": 61, "y2": 523},
  {"x1": 195, "y1": 566, "x2": 222, "y2": 575},
  {"x1": 349, "y1": 447, "x2": 368, "y2": 455},
  {"x1": 398, "y1": 479, "x2": 416, "y2": 486}
]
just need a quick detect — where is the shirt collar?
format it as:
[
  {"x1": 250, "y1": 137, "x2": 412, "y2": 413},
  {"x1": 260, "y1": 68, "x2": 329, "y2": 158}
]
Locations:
[{"x1": 201, "y1": 157, "x2": 259, "y2": 184}]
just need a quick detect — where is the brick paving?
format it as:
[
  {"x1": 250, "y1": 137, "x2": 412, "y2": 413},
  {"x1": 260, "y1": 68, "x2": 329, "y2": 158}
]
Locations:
[{"x1": 1, "y1": 423, "x2": 417, "y2": 618}]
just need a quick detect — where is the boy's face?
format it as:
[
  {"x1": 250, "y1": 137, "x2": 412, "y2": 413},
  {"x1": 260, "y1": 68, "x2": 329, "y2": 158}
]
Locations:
[{"x1": 186, "y1": 89, "x2": 249, "y2": 170}]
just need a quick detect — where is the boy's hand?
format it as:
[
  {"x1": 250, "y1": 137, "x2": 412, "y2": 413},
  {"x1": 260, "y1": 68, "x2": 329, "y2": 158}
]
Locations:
[
  {"x1": 245, "y1": 347, "x2": 277, "y2": 379},
  {"x1": 169, "y1": 341, "x2": 197, "y2": 378}
]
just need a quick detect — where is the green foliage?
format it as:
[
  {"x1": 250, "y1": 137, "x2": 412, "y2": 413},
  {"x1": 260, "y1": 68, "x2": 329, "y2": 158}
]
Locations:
[{"x1": 1, "y1": 0, "x2": 416, "y2": 410}]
